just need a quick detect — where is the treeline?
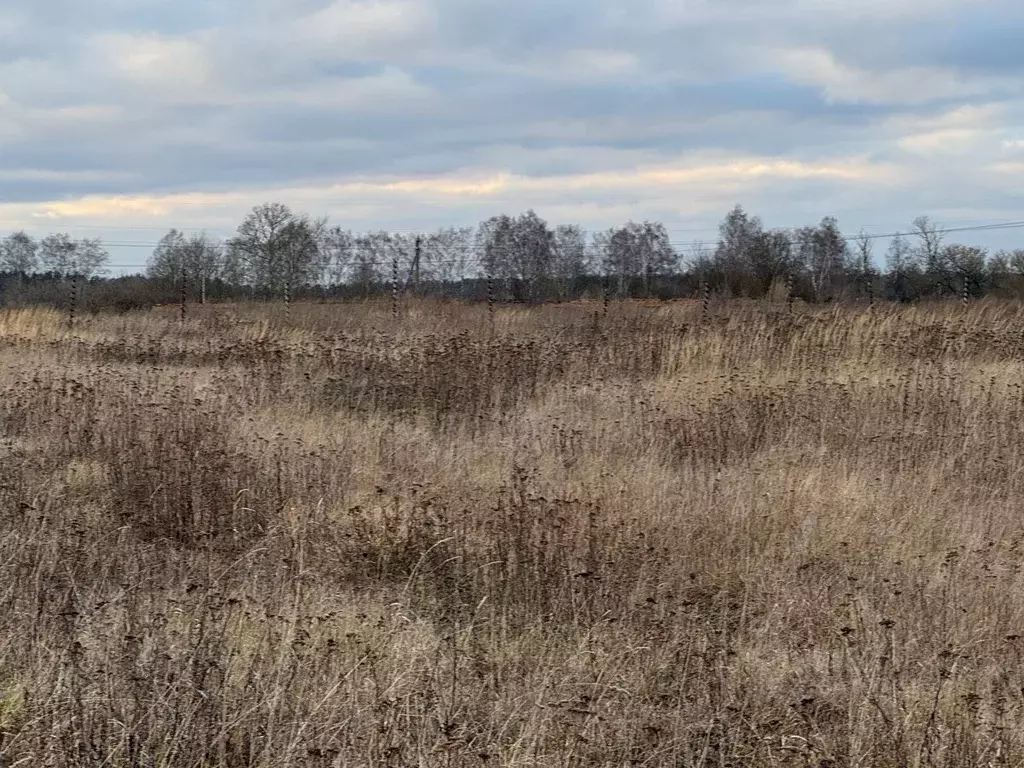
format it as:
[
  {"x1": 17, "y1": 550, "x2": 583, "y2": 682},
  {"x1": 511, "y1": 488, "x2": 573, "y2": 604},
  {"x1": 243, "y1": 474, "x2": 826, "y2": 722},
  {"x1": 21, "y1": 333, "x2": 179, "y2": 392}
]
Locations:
[{"x1": 3, "y1": 202, "x2": 1024, "y2": 311}]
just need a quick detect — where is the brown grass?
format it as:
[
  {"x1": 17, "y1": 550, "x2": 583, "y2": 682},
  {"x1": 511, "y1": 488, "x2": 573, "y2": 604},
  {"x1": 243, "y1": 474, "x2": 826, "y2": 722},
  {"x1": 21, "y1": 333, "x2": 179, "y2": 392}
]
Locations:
[{"x1": 2, "y1": 297, "x2": 1024, "y2": 765}]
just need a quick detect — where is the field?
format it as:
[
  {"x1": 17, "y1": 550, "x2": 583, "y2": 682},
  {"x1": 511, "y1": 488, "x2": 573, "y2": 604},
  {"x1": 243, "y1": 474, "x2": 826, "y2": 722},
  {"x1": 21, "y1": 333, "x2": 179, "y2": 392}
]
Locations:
[{"x1": 2, "y1": 298, "x2": 1024, "y2": 766}]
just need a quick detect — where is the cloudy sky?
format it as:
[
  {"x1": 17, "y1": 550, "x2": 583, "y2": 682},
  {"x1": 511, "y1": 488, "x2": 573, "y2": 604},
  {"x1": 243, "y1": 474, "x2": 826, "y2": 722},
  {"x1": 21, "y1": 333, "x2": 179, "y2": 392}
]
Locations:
[{"x1": 2, "y1": 0, "x2": 1024, "y2": 270}]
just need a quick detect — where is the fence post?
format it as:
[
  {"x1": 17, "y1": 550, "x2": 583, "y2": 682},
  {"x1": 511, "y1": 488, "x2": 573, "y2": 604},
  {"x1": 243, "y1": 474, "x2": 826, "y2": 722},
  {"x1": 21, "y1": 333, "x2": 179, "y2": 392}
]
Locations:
[
  {"x1": 487, "y1": 272, "x2": 495, "y2": 324},
  {"x1": 391, "y1": 256, "x2": 399, "y2": 320},
  {"x1": 68, "y1": 273, "x2": 77, "y2": 330},
  {"x1": 413, "y1": 236, "x2": 421, "y2": 296},
  {"x1": 786, "y1": 272, "x2": 795, "y2": 315},
  {"x1": 602, "y1": 272, "x2": 611, "y2": 317},
  {"x1": 180, "y1": 264, "x2": 187, "y2": 323},
  {"x1": 701, "y1": 280, "x2": 710, "y2": 324},
  {"x1": 963, "y1": 274, "x2": 969, "y2": 306}
]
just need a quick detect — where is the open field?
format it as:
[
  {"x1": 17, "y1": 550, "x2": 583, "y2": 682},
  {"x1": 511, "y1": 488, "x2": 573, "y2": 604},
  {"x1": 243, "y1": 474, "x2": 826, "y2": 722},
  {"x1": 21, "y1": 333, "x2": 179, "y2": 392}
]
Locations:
[{"x1": 3, "y1": 298, "x2": 1024, "y2": 766}]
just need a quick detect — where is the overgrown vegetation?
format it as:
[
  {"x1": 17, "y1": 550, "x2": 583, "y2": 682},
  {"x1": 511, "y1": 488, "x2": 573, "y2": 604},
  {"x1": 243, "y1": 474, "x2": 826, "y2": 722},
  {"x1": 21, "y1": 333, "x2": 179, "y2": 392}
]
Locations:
[{"x1": 2, "y1": 297, "x2": 1024, "y2": 765}]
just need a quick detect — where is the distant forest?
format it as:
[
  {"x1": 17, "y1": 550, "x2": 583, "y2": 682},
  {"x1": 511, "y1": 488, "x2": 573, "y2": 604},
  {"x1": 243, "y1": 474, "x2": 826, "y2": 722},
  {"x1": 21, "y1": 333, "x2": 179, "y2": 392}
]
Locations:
[{"x1": 2, "y1": 203, "x2": 1023, "y2": 312}]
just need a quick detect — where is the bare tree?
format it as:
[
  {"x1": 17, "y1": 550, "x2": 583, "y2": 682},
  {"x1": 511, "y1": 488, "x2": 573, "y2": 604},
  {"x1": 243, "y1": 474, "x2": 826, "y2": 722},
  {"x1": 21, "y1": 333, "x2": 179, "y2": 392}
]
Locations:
[
  {"x1": 420, "y1": 226, "x2": 474, "y2": 285},
  {"x1": 149, "y1": 230, "x2": 224, "y2": 301},
  {"x1": 601, "y1": 220, "x2": 675, "y2": 297},
  {"x1": 749, "y1": 228, "x2": 794, "y2": 298},
  {"x1": 687, "y1": 240, "x2": 714, "y2": 276},
  {"x1": 304, "y1": 216, "x2": 331, "y2": 287},
  {"x1": 183, "y1": 234, "x2": 225, "y2": 303},
  {"x1": 942, "y1": 244, "x2": 987, "y2": 296},
  {"x1": 280, "y1": 216, "x2": 325, "y2": 301},
  {"x1": 229, "y1": 203, "x2": 322, "y2": 298},
  {"x1": 854, "y1": 230, "x2": 873, "y2": 275},
  {"x1": 989, "y1": 249, "x2": 1010, "y2": 274},
  {"x1": 796, "y1": 216, "x2": 848, "y2": 302},
  {"x1": 886, "y1": 232, "x2": 915, "y2": 301},
  {"x1": 477, "y1": 211, "x2": 555, "y2": 301},
  {"x1": 320, "y1": 226, "x2": 355, "y2": 286},
  {"x1": 149, "y1": 229, "x2": 186, "y2": 282},
  {"x1": 39, "y1": 234, "x2": 76, "y2": 277},
  {"x1": 477, "y1": 214, "x2": 514, "y2": 282},
  {"x1": 1007, "y1": 249, "x2": 1024, "y2": 276},
  {"x1": 38, "y1": 234, "x2": 108, "y2": 279},
  {"x1": 0, "y1": 231, "x2": 38, "y2": 275},
  {"x1": 854, "y1": 230, "x2": 877, "y2": 300},
  {"x1": 386, "y1": 232, "x2": 418, "y2": 289},
  {"x1": 713, "y1": 205, "x2": 764, "y2": 296},
  {"x1": 230, "y1": 203, "x2": 291, "y2": 292},
  {"x1": 351, "y1": 231, "x2": 391, "y2": 295},
  {"x1": 552, "y1": 224, "x2": 589, "y2": 298},
  {"x1": 221, "y1": 242, "x2": 247, "y2": 288},
  {"x1": 912, "y1": 215, "x2": 946, "y2": 291}
]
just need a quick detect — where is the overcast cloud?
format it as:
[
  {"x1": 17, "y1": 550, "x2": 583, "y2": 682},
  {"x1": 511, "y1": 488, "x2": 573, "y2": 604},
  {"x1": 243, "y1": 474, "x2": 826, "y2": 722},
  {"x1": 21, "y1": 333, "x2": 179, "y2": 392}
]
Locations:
[{"x1": 2, "y1": 0, "x2": 1024, "y2": 269}]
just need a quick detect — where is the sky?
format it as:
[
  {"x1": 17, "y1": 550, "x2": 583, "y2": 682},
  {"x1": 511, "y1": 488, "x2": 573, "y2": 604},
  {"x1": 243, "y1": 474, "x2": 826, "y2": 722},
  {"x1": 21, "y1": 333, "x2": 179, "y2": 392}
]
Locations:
[{"x1": 2, "y1": 0, "x2": 1024, "y2": 272}]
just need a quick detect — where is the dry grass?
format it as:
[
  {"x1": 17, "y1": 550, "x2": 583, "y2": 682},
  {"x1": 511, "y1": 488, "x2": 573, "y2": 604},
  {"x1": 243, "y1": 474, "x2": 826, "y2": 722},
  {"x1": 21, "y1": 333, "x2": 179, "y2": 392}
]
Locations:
[{"x1": 2, "y1": 297, "x2": 1024, "y2": 766}]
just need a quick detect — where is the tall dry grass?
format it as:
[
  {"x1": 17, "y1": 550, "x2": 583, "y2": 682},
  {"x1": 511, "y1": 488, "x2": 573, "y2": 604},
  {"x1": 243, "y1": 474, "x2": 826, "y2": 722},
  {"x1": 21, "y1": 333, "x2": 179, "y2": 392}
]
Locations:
[{"x1": 2, "y1": 297, "x2": 1024, "y2": 765}]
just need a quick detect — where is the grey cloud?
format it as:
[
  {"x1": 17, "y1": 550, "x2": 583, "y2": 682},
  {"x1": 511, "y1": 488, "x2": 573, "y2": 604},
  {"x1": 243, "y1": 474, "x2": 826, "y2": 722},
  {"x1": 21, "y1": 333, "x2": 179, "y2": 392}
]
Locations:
[{"x1": 2, "y1": 0, "x2": 1024, "y2": 250}]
